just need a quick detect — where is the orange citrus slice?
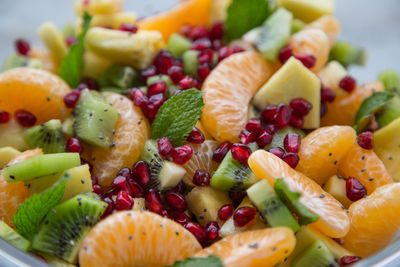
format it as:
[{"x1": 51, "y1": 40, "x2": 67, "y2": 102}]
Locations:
[
  {"x1": 305, "y1": 15, "x2": 341, "y2": 48},
  {"x1": 79, "y1": 210, "x2": 202, "y2": 267},
  {"x1": 248, "y1": 150, "x2": 350, "y2": 238},
  {"x1": 29, "y1": 47, "x2": 57, "y2": 73}
]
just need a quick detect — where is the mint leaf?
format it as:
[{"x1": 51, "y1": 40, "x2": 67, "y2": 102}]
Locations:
[
  {"x1": 58, "y1": 12, "x2": 92, "y2": 88},
  {"x1": 225, "y1": 0, "x2": 270, "y2": 41},
  {"x1": 169, "y1": 255, "x2": 223, "y2": 267},
  {"x1": 151, "y1": 89, "x2": 204, "y2": 147},
  {"x1": 13, "y1": 173, "x2": 70, "y2": 239},
  {"x1": 354, "y1": 91, "x2": 394, "y2": 133},
  {"x1": 274, "y1": 178, "x2": 319, "y2": 225}
]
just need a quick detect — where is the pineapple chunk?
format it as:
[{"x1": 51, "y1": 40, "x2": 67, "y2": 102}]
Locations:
[
  {"x1": 0, "y1": 147, "x2": 20, "y2": 169},
  {"x1": 323, "y1": 175, "x2": 352, "y2": 208},
  {"x1": 318, "y1": 61, "x2": 348, "y2": 96},
  {"x1": 132, "y1": 198, "x2": 146, "y2": 211},
  {"x1": 277, "y1": 0, "x2": 335, "y2": 23},
  {"x1": 0, "y1": 120, "x2": 28, "y2": 151},
  {"x1": 253, "y1": 57, "x2": 321, "y2": 129},
  {"x1": 38, "y1": 22, "x2": 68, "y2": 64}
]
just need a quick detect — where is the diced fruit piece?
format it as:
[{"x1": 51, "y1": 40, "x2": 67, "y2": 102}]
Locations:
[
  {"x1": 291, "y1": 240, "x2": 339, "y2": 267},
  {"x1": 329, "y1": 41, "x2": 367, "y2": 68},
  {"x1": 31, "y1": 194, "x2": 106, "y2": 264},
  {"x1": 0, "y1": 221, "x2": 30, "y2": 251},
  {"x1": 317, "y1": 60, "x2": 347, "y2": 95},
  {"x1": 62, "y1": 116, "x2": 75, "y2": 138},
  {"x1": 2, "y1": 54, "x2": 42, "y2": 72},
  {"x1": 264, "y1": 126, "x2": 305, "y2": 151},
  {"x1": 99, "y1": 64, "x2": 138, "y2": 89},
  {"x1": 167, "y1": 33, "x2": 192, "y2": 58},
  {"x1": 132, "y1": 197, "x2": 145, "y2": 211},
  {"x1": 182, "y1": 50, "x2": 200, "y2": 77},
  {"x1": 0, "y1": 119, "x2": 28, "y2": 151},
  {"x1": 140, "y1": 140, "x2": 186, "y2": 190},
  {"x1": 323, "y1": 175, "x2": 352, "y2": 208},
  {"x1": 74, "y1": 0, "x2": 123, "y2": 17},
  {"x1": 22, "y1": 119, "x2": 66, "y2": 154},
  {"x1": 376, "y1": 95, "x2": 400, "y2": 128},
  {"x1": 291, "y1": 18, "x2": 306, "y2": 33},
  {"x1": 378, "y1": 69, "x2": 400, "y2": 93},
  {"x1": 38, "y1": 253, "x2": 76, "y2": 267},
  {"x1": 38, "y1": 22, "x2": 68, "y2": 65},
  {"x1": 186, "y1": 186, "x2": 231, "y2": 227},
  {"x1": 277, "y1": 0, "x2": 335, "y2": 23},
  {"x1": 247, "y1": 180, "x2": 299, "y2": 232},
  {"x1": 2, "y1": 153, "x2": 80, "y2": 182},
  {"x1": 253, "y1": 57, "x2": 321, "y2": 129},
  {"x1": 305, "y1": 16, "x2": 341, "y2": 48},
  {"x1": 0, "y1": 147, "x2": 20, "y2": 169}
]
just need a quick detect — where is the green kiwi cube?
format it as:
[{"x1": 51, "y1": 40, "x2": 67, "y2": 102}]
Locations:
[
  {"x1": 329, "y1": 41, "x2": 367, "y2": 68},
  {"x1": 182, "y1": 50, "x2": 200, "y2": 77},
  {"x1": 378, "y1": 70, "x2": 400, "y2": 93},
  {"x1": 167, "y1": 33, "x2": 192, "y2": 58},
  {"x1": 264, "y1": 126, "x2": 305, "y2": 151},
  {"x1": 0, "y1": 221, "x2": 30, "y2": 251},
  {"x1": 2, "y1": 54, "x2": 43, "y2": 72},
  {"x1": 99, "y1": 64, "x2": 138, "y2": 89},
  {"x1": 291, "y1": 240, "x2": 339, "y2": 267}
]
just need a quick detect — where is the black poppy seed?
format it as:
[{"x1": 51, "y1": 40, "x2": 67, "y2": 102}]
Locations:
[
  {"x1": 104, "y1": 108, "x2": 108, "y2": 112},
  {"x1": 128, "y1": 235, "x2": 133, "y2": 240},
  {"x1": 284, "y1": 249, "x2": 289, "y2": 254},
  {"x1": 99, "y1": 136, "x2": 104, "y2": 140},
  {"x1": 361, "y1": 155, "x2": 365, "y2": 160},
  {"x1": 137, "y1": 120, "x2": 142, "y2": 125},
  {"x1": 89, "y1": 112, "x2": 93, "y2": 117},
  {"x1": 81, "y1": 179, "x2": 85, "y2": 184},
  {"x1": 45, "y1": 220, "x2": 49, "y2": 225},
  {"x1": 51, "y1": 209, "x2": 56, "y2": 214},
  {"x1": 318, "y1": 245, "x2": 322, "y2": 249},
  {"x1": 203, "y1": 208, "x2": 207, "y2": 212},
  {"x1": 47, "y1": 97, "x2": 51, "y2": 102},
  {"x1": 142, "y1": 231, "x2": 146, "y2": 235},
  {"x1": 175, "y1": 231, "x2": 179, "y2": 236},
  {"x1": 83, "y1": 245, "x2": 88, "y2": 251},
  {"x1": 199, "y1": 214, "x2": 204, "y2": 220},
  {"x1": 194, "y1": 151, "x2": 198, "y2": 156},
  {"x1": 9, "y1": 175, "x2": 15, "y2": 179},
  {"x1": 361, "y1": 168, "x2": 366, "y2": 172},
  {"x1": 159, "y1": 223, "x2": 163, "y2": 227},
  {"x1": 328, "y1": 152, "x2": 332, "y2": 156},
  {"x1": 319, "y1": 194, "x2": 325, "y2": 198},
  {"x1": 333, "y1": 160, "x2": 338, "y2": 165},
  {"x1": 272, "y1": 246, "x2": 277, "y2": 251},
  {"x1": 346, "y1": 209, "x2": 349, "y2": 213},
  {"x1": 112, "y1": 129, "x2": 116, "y2": 135},
  {"x1": 369, "y1": 177, "x2": 374, "y2": 181},
  {"x1": 248, "y1": 243, "x2": 258, "y2": 249},
  {"x1": 341, "y1": 205, "x2": 345, "y2": 210},
  {"x1": 389, "y1": 156, "x2": 393, "y2": 160},
  {"x1": 99, "y1": 118, "x2": 103, "y2": 122},
  {"x1": 127, "y1": 212, "x2": 132, "y2": 216}
]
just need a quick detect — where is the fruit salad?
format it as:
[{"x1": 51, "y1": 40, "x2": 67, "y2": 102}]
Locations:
[{"x1": 0, "y1": 0, "x2": 400, "y2": 266}]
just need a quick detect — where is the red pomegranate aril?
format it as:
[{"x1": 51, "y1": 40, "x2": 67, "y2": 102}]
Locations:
[
  {"x1": 118, "y1": 23, "x2": 138, "y2": 33},
  {"x1": 218, "y1": 204, "x2": 234, "y2": 221},
  {"x1": 63, "y1": 90, "x2": 81, "y2": 108},
  {"x1": 117, "y1": 167, "x2": 132, "y2": 180},
  {"x1": 179, "y1": 24, "x2": 192, "y2": 37},
  {"x1": 191, "y1": 38, "x2": 212, "y2": 51},
  {"x1": 283, "y1": 133, "x2": 301, "y2": 153},
  {"x1": 187, "y1": 127, "x2": 205, "y2": 144},
  {"x1": 197, "y1": 49, "x2": 214, "y2": 64},
  {"x1": 170, "y1": 145, "x2": 194, "y2": 165},
  {"x1": 165, "y1": 192, "x2": 187, "y2": 212},
  {"x1": 289, "y1": 115, "x2": 304, "y2": 129},
  {"x1": 168, "y1": 66, "x2": 184, "y2": 84},
  {"x1": 128, "y1": 179, "x2": 144, "y2": 198},
  {"x1": 169, "y1": 210, "x2": 191, "y2": 225},
  {"x1": 92, "y1": 184, "x2": 104, "y2": 195},
  {"x1": 188, "y1": 26, "x2": 209, "y2": 40},
  {"x1": 218, "y1": 46, "x2": 233, "y2": 62},
  {"x1": 264, "y1": 124, "x2": 277, "y2": 135},
  {"x1": 169, "y1": 181, "x2": 185, "y2": 194},
  {"x1": 257, "y1": 129, "x2": 273, "y2": 148},
  {"x1": 14, "y1": 110, "x2": 36, "y2": 127},
  {"x1": 157, "y1": 137, "x2": 173, "y2": 157},
  {"x1": 210, "y1": 21, "x2": 224, "y2": 40},
  {"x1": 339, "y1": 75, "x2": 356, "y2": 93},
  {"x1": 320, "y1": 102, "x2": 328, "y2": 117},
  {"x1": 0, "y1": 110, "x2": 11, "y2": 124},
  {"x1": 133, "y1": 161, "x2": 151, "y2": 187},
  {"x1": 184, "y1": 222, "x2": 207, "y2": 243},
  {"x1": 260, "y1": 105, "x2": 278, "y2": 123},
  {"x1": 141, "y1": 65, "x2": 158, "y2": 82},
  {"x1": 145, "y1": 189, "x2": 165, "y2": 214},
  {"x1": 178, "y1": 75, "x2": 196, "y2": 90},
  {"x1": 91, "y1": 175, "x2": 99, "y2": 185},
  {"x1": 239, "y1": 129, "x2": 257, "y2": 145},
  {"x1": 282, "y1": 152, "x2": 299, "y2": 168},
  {"x1": 153, "y1": 50, "x2": 174, "y2": 74},
  {"x1": 65, "y1": 36, "x2": 77, "y2": 46},
  {"x1": 357, "y1": 131, "x2": 373, "y2": 150},
  {"x1": 346, "y1": 177, "x2": 367, "y2": 201},
  {"x1": 340, "y1": 255, "x2": 362, "y2": 266},
  {"x1": 129, "y1": 89, "x2": 147, "y2": 107},
  {"x1": 294, "y1": 54, "x2": 316, "y2": 69},
  {"x1": 160, "y1": 210, "x2": 169, "y2": 218},
  {"x1": 245, "y1": 119, "x2": 262, "y2": 134},
  {"x1": 212, "y1": 39, "x2": 222, "y2": 50},
  {"x1": 143, "y1": 93, "x2": 165, "y2": 121},
  {"x1": 102, "y1": 197, "x2": 114, "y2": 217},
  {"x1": 278, "y1": 45, "x2": 293, "y2": 64},
  {"x1": 274, "y1": 104, "x2": 292, "y2": 129},
  {"x1": 321, "y1": 87, "x2": 336, "y2": 103},
  {"x1": 206, "y1": 221, "x2": 220, "y2": 240},
  {"x1": 115, "y1": 191, "x2": 134, "y2": 211},
  {"x1": 233, "y1": 206, "x2": 256, "y2": 227},
  {"x1": 232, "y1": 46, "x2": 244, "y2": 53},
  {"x1": 229, "y1": 191, "x2": 246, "y2": 207},
  {"x1": 194, "y1": 79, "x2": 202, "y2": 89},
  {"x1": 231, "y1": 144, "x2": 252, "y2": 165},
  {"x1": 197, "y1": 64, "x2": 211, "y2": 81},
  {"x1": 15, "y1": 39, "x2": 30, "y2": 55},
  {"x1": 66, "y1": 138, "x2": 83, "y2": 154},
  {"x1": 268, "y1": 147, "x2": 285, "y2": 159},
  {"x1": 147, "y1": 80, "x2": 167, "y2": 97},
  {"x1": 112, "y1": 176, "x2": 132, "y2": 194},
  {"x1": 213, "y1": 142, "x2": 232, "y2": 163},
  {"x1": 290, "y1": 98, "x2": 313, "y2": 117},
  {"x1": 192, "y1": 169, "x2": 211, "y2": 186},
  {"x1": 80, "y1": 77, "x2": 99, "y2": 91}
]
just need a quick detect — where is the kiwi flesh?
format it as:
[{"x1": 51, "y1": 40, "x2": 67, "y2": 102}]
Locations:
[
  {"x1": 182, "y1": 50, "x2": 200, "y2": 77},
  {"x1": 22, "y1": 119, "x2": 66, "y2": 154},
  {"x1": 0, "y1": 221, "x2": 30, "y2": 251},
  {"x1": 99, "y1": 64, "x2": 139, "y2": 90},
  {"x1": 73, "y1": 89, "x2": 119, "y2": 148},
  {"x1": 167, "y1": 33, "x2": 192, "y2": 58},
  {"x1": 264, "y1": 126, "x2": 305, "y2": 151},
  {"x1": 291, "y1": 240, "x2": 339, "y2": 267},
  {"x1": 31, "y1": 194, "x2": 107, "y2": 264},
  {"x1": 2, "y1": 54, "x2": 42, "y2": 72},
  {"x1": 2, "y1": 153, "x2": 81, "y2": 183}
]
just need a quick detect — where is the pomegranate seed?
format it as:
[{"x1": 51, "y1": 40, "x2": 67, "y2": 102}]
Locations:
[
  {"x1": 218, "y1": 46, "x2": 233, "y2": 62},
  {"x1": 0, "y1": 111, "x2": 11, "y2": 124},
  {"x1": 141, "y1": 65, "x2": 158, "y2": 82},
  {"x1": 206, "y1": 221, "x2": 220, "y2": 241},
  {"x1": 14, "y1": 110, "x2": 36, "y2": 127},
  {"x1": 169, "y1": 210, "x2": 191, "y2": 225},
  {"x1": 178, "y1": 75, "x2": 196, "y2": 90},
  {"x1": 170, "y1": 145, "x2": 194, "y2": 165},
  {"x1": 187, "y1": 127, "x2": 205, "y2": 144},
  {"x1": 102, "y1": 197, "x2": 114, "y2": 217},
  {"x1": 239, "y1": 129, "x2": 257, "y2": 145},
  {"x1": 232, "y1": 46, "x2": 244, "y2": 53},
  {"x1": 91, "y1": 175, "x2": 99, "y2": 185},
  {"x1": 245, "y1": 119, "x2": 262, "y2": 134},
  {"x1": 129, "y1": 89, "x2": 147, "y2": 107},
  {"x1": 229, "y1": 191, "x2": 246, "y2": 207},
  {"x1": 147, "y1": 80, "x2": 167, "y2": 97},
  {"x1": 127, "y1": 179, "x2": 144, "y2": 198},
  {"x1": 168, "y1": 66, "x2": 184, "y2": 84},
  {"x1": 112, "y1": 176, "x2": 132, "y2": 194},
  {"x1": 339, "y1": 75, "x2": 356, "y2": 93},
  {"x1": 282, "y1": 153, "x2": 299, "y2": 168},
  {"x1": 132, "y1": 161, "x2": 151, "y2": 187},
  {"x1": 283, "y1": 133, "x2": 301, "y2": 153},
  {"x1": 290, "y1": 98, "x2": 312, "y2": 117},
  {"x1": 192, "y1": 169, "x2": 211, "y2": 186},
  {"x1": 213, "y1": 142, "x2": 232, "y2": 163},
  {"x1": 268, "y1": 147, "x2": 285, "y2": 159},
  {"x1": 80, "y1": 77, "x2": 99, "y2": 91},
  {"x1": 157, "y1": 137, "x2": 173, "y2": 157},
  {"x1": 115, "y1": 191, "x2": 134, "y2": 210},
  {"x1": 346, "y1": 177, "x2": 367, "y2": 201},
  {"x1": 169, "y1": 181, "x2": 185, "y2": 194},
  {"x1": 320, "y1": 102, "x2": 328, "y2": 117},
  {"x1": 153, "y1": 50, "x2": 174, "y2": 74},
  {"x1": 83, "y1": 0, "x2": 90, "y2": 5},
  {"x1": 260, "y1": 106, "x2": 278, "y2": 123},
  {"x1": 274, "y1": 104, "x2": 292, "y2": 129},
  {"x1": 197, "y1": 64, "x2": 211, "y2": 81},
  {"x1": 257, "y1": 129, "x2": 273, "y2": 148},
  {"x1": 210, "y1": 21, "x2": 224, "y2": 40},
  {"x1": 289, "y1": 115, "x2": 304, "y2": 128},
  {"x1": 65, "y1": 36, "x2": 77, "y2": 46},
  {"x1": 184, "y1": 222, "x2": 207, "y2": 243},
  {"x1": 118, "y1": 23, "x2": 138, "y2": 33},
  {"x1": 264, "y1": 124, "x2": 277, "y2": 134},
  {"x1": 117, "y1": 167, "x2": 132, "y2": 180},
  {"x1": 191, "y1": 38, "x2": 212, "y2": 51},
  {"x1": 188, "y1": 26, "x2": 209, "y2": 40},
  {"x1": 340, "y1": 256, "x2": 362, "y2": 266},
  {"x1": 143, "y1": 93, "x2": 165, "y2": 121},
  {"x1": 194, "y1": 79, "x2": 202, "y2": 89},
  {"x1": 179, "y1": 24, "x2": 192, "y2": 37},
  {"x1": 92, "y1": 184, "x2": 104, "y2": 195},
  {"x1": 66, "y1": 138, "x2": 83, "y2": 154},
  {"x1": 231, "y1": 144, "x2": 252, "y2": 165},
  {"x1": 145, "y1": 189, "x2": 165, "y2": 214},
  {"x1": 279, "y1": 45, "x2": 293, "y2": 64},
  {"x1": 165, "y1": 192, "x2": 187, "y2": 211},
  {"x1": 15, "y1": 39, "x2": 30, "y2": 55},
  {"x1": 233, "y1": 206, "x2": 256, "y2": 227},
  {"x1": 63, "y1": 90, "x2": 81, "y2": 108},
  {"x1": 218, "y1": 204, "x2": 234, "y2": 221},
  {"x1": 294, "y1": 54, "x2": 316, "y2": 69},
  {"x1": 160, "y1": 210, "x2": 169, "y2": 218},
  {"x1": 357, "y1": 131, "x2": 373, "y2": 150},
  {"x1": 197, "y1": 49, "x2": 214, "y2": 64},
  {"x1": 321, "y1": 87, "x2": 336, "y2": 103},
  {"x1": 212, "y1": 39, "x2": 222, "y2": 50}
]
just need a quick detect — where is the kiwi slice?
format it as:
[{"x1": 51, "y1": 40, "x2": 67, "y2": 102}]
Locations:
[
  {"x1": 22, "y1": 119, "x2": 66, "y2": 154},
  {"x1": 291, "y1": 240, "x2": 339, "y2": 267},
  {"x1": 140, "y1": 140, "x2": 186, "y2": 190},
  {"x1": 167, "y1": 33, "x2": 192, "y2": 58},
  {"x1": 2, "y1": 54, "x2": 42, "y2": 72},
  {"x1": 329, "y1": 41, "x2": 367, "y2": 68},
  {"x1": 0, "y1": 221, "x2": 30, "y2": 251},
  {"x1": 182, "y1": 50, "x2": 200, "y2": 77},
  {"x1": 73, "y1": 89, "x2": 119, "y2": 148},
  {"x1": 264, "y1": 126, "x2": 306, "y2": 150},
  {"x1": 2, "y1": 153, "x2": 81, "y2": 183},
  {"x1": 378, "y1": 70, "x2": 400, "y2": 93},
  {"x1": 31, "y1": 194, "x2": 107, "y2": 264},
  {"x1": 247, "y1": 180, "x2": 300, "y2": 232},
  {"x1": 62, "y1": 115, "x2": 75, "y2": 138},
  {"x1": 376, "y1": 95, "x2": 400, "y2": 128},
  {"x1": 99, "y1": 64, "x2": 139, "y2": 90}
]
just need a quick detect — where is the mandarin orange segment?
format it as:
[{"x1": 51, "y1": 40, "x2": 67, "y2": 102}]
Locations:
[
  {"x1": 79, "y1": 211, "x2": 201, "y2": 267},
  {"x1": 201, "y1": 51, "x2": 277, "y2": 143},
  {"x1": 338, "y1": 142, "x2": 393, "y2": 195},
  {"x1": 90, "y1": 93, "x2": 150, "y2": 187},
  {"x1": 248, "y1": 150, "x2": 350, "y2": 238},
  {"x1": 0, "y1": 68, "x2": 71, "y2": 124},
  {"x1": 343, "y1": 183, "x2": 400, "y2": 257},
  {"x1": 0, "y1": 148, "x2": 43, "y2": 227},
  {"x1": 296, "y1": 126, "x2": 357, "y2": 185},
  {"x1": 321, "y1": 81, "x2": 384, "y2": 126},
  {"x1": 29, "y1": 47, "x2": 57, "y2": 73},
  {"x1": 305, "y1": 15, "x2": 341, "y2": 47},
  {"x1": 138, "y1": 0, "x2": 212, "y2": 41},
  {"x1": 195, "y1": 227, "x2": 296, "y2": 267}
]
